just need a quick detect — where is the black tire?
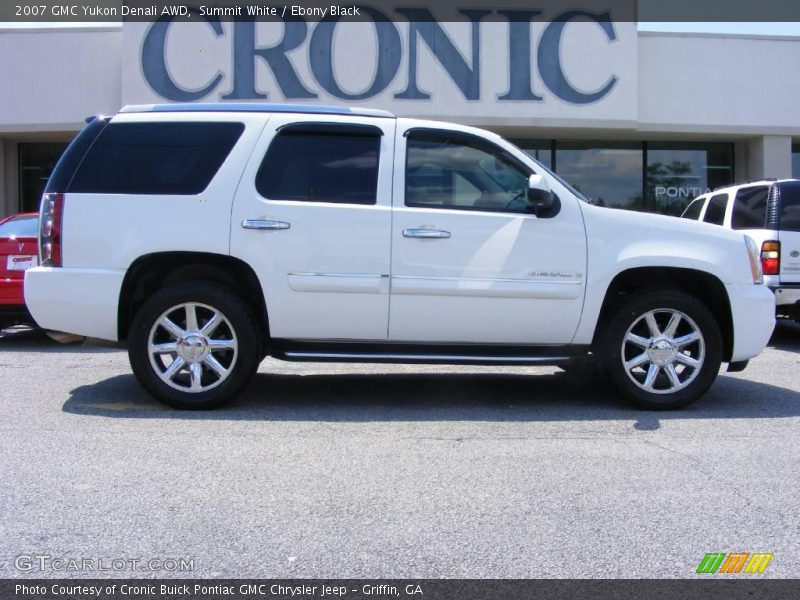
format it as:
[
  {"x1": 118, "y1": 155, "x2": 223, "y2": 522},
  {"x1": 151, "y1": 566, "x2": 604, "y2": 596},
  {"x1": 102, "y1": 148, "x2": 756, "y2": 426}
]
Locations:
[
  {"x1": 128, "y1": 281, "x2": 261, "y2": 409},
  {"x1": 599, "y1": 289, "x2": 722, "y2": 410}
]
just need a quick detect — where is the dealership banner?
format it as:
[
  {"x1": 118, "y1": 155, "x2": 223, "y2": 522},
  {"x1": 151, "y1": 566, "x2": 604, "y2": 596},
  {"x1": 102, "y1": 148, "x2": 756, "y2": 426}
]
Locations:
[
  {"x1": 3, "y1": 579, "x2": 800, "y2": 599},
  {"x1": 120, "y1": 4, "x2": 638, "y2": 126}
]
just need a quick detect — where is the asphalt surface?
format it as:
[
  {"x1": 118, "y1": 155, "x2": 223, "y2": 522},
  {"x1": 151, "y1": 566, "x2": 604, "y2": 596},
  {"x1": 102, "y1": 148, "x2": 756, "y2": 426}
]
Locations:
[{"x1": 0, "y1": 322, "x2": 798, "y2": 579}]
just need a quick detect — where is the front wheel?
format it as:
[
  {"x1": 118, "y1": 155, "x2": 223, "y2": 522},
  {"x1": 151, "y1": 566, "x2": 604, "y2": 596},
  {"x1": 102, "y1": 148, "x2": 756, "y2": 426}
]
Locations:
[
  {"x1": 128, "y1": 281, "x2": 260, "y2": 409},
  {"x1": 599, "y1": 290, "x2": 722, "y2": 410}
]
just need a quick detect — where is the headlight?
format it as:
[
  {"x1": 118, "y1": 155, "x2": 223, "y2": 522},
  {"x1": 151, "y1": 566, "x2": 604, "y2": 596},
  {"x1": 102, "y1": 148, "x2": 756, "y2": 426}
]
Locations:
[{"x1": 744, "y1": 235, "x2": 763, "y2": 284}]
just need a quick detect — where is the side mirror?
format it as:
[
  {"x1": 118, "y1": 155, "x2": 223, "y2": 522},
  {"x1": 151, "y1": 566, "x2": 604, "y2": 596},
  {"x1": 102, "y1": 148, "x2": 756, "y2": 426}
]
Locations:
[{"x1": 527, "y1": 174, "x2": 559, "y2": 217}]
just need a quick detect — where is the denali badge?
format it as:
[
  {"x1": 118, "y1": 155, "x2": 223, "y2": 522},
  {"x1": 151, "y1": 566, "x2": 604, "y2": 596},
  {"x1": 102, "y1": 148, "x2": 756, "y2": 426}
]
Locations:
[{"x1": 528, "y1": 271, "x2": 583, "y2": 280}]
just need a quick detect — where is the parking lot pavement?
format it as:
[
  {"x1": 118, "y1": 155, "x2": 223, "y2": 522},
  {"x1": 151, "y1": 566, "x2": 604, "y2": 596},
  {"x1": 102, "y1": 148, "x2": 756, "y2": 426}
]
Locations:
[{"x1": 0, "y1": 322, "x2": 798, "y2": 579}]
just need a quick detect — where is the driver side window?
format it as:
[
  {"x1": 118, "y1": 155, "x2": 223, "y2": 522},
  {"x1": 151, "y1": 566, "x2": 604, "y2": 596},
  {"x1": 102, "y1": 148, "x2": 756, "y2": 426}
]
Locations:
[{"x1": 405, "y1": 131, "x2": 531, "y2": 213}]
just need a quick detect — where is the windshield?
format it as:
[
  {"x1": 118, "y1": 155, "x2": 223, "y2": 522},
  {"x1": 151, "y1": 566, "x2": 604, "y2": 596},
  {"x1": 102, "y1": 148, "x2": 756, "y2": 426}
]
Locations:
[
  {"x1": 0, "y1": 215, "x2": 37, "y2": 238},
  {"x1": 508, "y1": 142, "x2": 592, "y2": 204}
]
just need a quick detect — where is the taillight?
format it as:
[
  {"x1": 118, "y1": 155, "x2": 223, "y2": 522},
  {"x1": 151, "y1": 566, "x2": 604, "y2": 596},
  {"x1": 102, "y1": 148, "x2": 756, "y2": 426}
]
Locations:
[
  {"x1": 760, "y1": 240, "x2": 780, "y2": 276},
  {"x1": 744, "y1": 236, "x2": 763, "y2": 284},
  {"x1": 40, "y1": 193, "x2": 64, "y2": 267}
]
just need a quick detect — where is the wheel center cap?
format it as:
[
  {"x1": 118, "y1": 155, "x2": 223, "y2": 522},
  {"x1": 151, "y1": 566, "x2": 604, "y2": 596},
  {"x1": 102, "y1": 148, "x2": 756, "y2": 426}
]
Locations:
[
  {"x1": 178, "y1": 334, "x2": 208, "y2": 363},
  {"x1": 648, "y1": 337, "x2": 677, "y2": 366}
]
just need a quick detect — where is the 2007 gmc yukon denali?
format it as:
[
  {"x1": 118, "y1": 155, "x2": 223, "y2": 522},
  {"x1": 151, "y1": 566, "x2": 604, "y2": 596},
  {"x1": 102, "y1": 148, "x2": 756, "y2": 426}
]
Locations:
[{"x1": 24, "y1": 103, "x2": 776, "y2": 410}]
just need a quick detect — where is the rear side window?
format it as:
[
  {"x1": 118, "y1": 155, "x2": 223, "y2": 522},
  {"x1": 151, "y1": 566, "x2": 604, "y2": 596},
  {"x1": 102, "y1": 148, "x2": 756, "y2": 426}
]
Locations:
[
  {"x1": 69, "y1": 122, "x2": 244, "y2": 195},
  {"x1": 0, "y1": 216, "x2": 37, "y2": 238},
  {"x1": 256, "y1": 125, "x2": 381, "y2": 205},
  {"x1": 681, "y1": 197, "x2": 705, "y2": 220},
  {"x1": 778, "y1": 181, "x2": 800, "y2": 232},
  {"x1": 731, "y1": 186, "x2": 769, "y2": 230},
  {"x1": 703, "y1": 194, "x2": 728, "y2": 226}
]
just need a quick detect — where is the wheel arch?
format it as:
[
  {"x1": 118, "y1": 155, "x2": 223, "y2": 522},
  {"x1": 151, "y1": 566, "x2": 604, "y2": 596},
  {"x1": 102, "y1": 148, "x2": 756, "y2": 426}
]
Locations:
[
  {"x1": 118, "y1": 251, "x2": 269, "y2": 346},
  {"x1": 592, "y1": 267, "x2": 734, "y2": 362}
]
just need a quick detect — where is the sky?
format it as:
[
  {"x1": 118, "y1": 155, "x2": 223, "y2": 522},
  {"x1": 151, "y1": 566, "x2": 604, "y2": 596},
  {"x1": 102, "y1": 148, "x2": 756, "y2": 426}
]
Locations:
[{"x1": 639, "y1": 22, "x2": 800, "y2": 36}]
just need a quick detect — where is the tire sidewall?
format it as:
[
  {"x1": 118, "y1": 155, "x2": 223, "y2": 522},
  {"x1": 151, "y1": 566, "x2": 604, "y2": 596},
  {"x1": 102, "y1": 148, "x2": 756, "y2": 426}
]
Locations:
[
  {"x1": 601, "y1": 290, "x2": 722, "y2": 410},
  {"x1": 128, "y1": 282, "x2": 259, "y2": 409}
]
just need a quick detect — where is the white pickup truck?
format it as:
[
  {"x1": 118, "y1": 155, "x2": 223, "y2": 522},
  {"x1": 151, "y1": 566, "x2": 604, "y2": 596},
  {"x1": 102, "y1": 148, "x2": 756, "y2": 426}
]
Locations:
[{"x1": 25, "y1": 103, "x2": 775, "y2": 410}]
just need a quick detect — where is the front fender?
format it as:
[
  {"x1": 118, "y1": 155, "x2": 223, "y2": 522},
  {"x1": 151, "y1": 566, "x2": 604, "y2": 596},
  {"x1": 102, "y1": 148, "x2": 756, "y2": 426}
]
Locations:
[{"x1": 571, "y1": 204, "x2": 753, "y2": 345}]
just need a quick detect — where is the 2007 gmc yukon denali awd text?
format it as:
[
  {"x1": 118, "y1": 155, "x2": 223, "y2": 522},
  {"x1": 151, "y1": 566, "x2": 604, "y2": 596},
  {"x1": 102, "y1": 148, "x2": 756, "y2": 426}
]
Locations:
[{"x1": 24, "y1": 103, "x2": 776, "y2": 410}]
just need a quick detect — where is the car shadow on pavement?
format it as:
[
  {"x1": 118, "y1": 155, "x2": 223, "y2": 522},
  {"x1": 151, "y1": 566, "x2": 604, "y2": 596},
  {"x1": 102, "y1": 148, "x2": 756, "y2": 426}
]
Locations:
[
  {"x1": 0, "y1": 326, "x2": 120, "y2": 353},
  {"x1": 768, "y1": 319, "x2": 800, "y2": 352},
  {"x1": 63, "y1": 366, "x2": 800, "y2": 430}
]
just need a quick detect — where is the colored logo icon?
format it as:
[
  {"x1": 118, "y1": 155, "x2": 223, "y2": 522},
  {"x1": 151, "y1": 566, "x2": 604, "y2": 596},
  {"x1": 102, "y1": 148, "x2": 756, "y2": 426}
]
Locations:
[{"x1": 696, "y1": 552, "x2": 773, "y2": 574}]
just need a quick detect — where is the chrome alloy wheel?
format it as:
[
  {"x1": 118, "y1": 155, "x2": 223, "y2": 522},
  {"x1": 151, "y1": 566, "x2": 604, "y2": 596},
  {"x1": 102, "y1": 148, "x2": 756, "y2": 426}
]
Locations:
[
  {"x1": 147, "y1": 302, "x2": 238, "y2": 393},
  {"x1": 621, "y1": 308, "x2": 705, "y2": 395}
]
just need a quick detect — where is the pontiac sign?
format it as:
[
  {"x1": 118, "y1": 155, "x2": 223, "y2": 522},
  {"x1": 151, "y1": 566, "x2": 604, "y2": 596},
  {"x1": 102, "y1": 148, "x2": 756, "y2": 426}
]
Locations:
[{"x1": 122, "y1": 7, "x2": 637, "y2": 124}]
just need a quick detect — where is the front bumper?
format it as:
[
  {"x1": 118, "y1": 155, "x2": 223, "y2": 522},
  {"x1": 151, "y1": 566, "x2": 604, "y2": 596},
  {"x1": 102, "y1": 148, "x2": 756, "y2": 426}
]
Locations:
[
  {"x1": 0, "y1": 277, "x2": 24, "y2": 305},
  {"x1": 0, "y1": 278, "x2": 34, "y2": 326},
  {"x1": 726, "y1": 283, "x2": 776, "y2": 363},
  {"x1": 24, "y1": 267, "x2": 124, "y2": 341}
]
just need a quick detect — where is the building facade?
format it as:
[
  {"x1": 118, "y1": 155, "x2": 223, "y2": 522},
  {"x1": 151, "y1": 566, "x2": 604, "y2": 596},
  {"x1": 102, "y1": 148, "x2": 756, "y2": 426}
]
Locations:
[{"x1": 2, "y1": 15, "x2": 800, "y2": 218}]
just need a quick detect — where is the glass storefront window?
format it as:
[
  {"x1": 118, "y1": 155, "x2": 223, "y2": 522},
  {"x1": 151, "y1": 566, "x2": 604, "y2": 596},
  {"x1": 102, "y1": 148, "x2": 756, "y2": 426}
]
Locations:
[
  {"x1": 514, "y1": 140, "x2": 553, "y2": 170},
  {"x1": 555, "y1": 141, "x2": 644, "y2": 210},
  {"x1": 646, "y1": 142, "x2": 733, "y2": 216},
  {"x1": 793, "y1": 144, "x2": 800, "y2": 178},
  {"x1": 18, "y1": 142, "x2": 68, "y2": 213}
]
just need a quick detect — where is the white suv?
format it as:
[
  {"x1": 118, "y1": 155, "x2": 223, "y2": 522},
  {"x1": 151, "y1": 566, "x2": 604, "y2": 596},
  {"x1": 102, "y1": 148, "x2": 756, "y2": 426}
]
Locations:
[
  {"x1": 25, "y1": 103, "x2": 775, "y2": 410},
  {"x1": 681, "y1": 179, "x2": 800, "y2": 321}
]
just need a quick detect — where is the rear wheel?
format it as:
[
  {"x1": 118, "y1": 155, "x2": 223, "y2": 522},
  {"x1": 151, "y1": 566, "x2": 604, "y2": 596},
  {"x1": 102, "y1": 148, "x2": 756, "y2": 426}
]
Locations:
[
  {"x1": 599, "y1": 290, "x2": 722, "y2": 410},
  {"x1": 128, "y1": 281, "x2": 260, "y2": 409}
]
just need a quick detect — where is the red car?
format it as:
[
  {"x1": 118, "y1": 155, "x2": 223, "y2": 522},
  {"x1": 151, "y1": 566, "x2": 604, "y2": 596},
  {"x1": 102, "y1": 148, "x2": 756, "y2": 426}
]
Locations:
[{"x1": 0, "y1": 212, "x2": 39, "y2": 328}]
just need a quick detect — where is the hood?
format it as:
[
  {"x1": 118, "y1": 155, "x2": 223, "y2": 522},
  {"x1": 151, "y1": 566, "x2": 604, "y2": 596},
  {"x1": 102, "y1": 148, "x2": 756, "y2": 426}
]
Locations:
[
  {"x1": 581, "y1": 202, "x2": 747, "y2": 244},
  {"x1": 578, "y1": 202, "x2": 755, "y2": 285}
]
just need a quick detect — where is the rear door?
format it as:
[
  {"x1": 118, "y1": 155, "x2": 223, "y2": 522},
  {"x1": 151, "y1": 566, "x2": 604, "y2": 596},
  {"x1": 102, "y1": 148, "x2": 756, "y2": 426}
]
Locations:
[
  {"x1": 777, "y1": 181, "x2": 800, "y2": 283},
  {"x1": 230, "y1": 114, "x2": 395, "y2": 341}
]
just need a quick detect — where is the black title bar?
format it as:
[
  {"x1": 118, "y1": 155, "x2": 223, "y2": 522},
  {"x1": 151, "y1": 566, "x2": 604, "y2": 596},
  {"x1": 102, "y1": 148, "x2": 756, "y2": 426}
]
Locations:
[
  {"x1": 3, "y1": 579, "x2": 800, "y2": 600},
  {"x1": 3, "y1": 0, "x2": 800, "y2": 23}
]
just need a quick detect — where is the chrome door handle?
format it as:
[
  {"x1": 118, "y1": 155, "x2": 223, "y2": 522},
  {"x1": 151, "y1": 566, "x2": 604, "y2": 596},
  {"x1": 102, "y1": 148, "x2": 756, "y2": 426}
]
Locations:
[
  {"x1": 402, "y1": 228, "x2": 451, "y2": 239},
  {"x1": 241, "y1": 219, "x2": 290, "y2": 230}
]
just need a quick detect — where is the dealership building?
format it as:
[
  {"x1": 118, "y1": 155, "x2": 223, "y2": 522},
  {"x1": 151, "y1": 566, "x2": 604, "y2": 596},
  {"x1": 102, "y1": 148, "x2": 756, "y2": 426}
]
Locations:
[{"x1": 1, "y1": 14, "x2": 800, "y2": 218}]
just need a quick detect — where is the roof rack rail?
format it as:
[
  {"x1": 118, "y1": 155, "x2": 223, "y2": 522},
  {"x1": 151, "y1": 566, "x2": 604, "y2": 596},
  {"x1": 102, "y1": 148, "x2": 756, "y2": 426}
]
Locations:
[
  {"x1": 119, "y1": 102, "x2": 395, "y2": 119},
  {"x1": 714, "y1": 177, "x2": 778, "y2": 191}
]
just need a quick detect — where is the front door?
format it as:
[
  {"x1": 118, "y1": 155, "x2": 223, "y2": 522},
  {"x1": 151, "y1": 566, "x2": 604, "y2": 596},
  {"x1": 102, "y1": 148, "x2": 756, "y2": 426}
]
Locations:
[
  {"x1": 389, "y1": 125, "x2": 587, "y2": 345},
  {"x1": 230, "y1": 114, "x2": 395, "y2": 341}
]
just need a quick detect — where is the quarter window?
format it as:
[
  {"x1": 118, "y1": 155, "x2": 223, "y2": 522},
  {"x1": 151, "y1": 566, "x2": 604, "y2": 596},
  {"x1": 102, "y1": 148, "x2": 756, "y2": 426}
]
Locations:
[
  {"x1": 69, "y1": 122, "x2": 244, "y2": 195},
  {"x1": 256, "y1": 126, "x2": 381, "y2": 204},
  {"x1": 405, "y1": 132, "x2": 531, "y2": 213},
  {"x1": 731, "y1": 186, "x2": 768, "y2": 230},
  {"x1": 0, "y1": 215, "x2": 38, "y2": 237},
  {"x1": 702, "y1": 194, "x2": 728, "y2": 226}
]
